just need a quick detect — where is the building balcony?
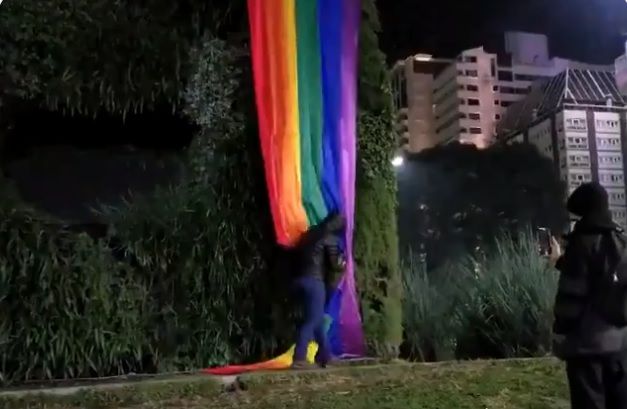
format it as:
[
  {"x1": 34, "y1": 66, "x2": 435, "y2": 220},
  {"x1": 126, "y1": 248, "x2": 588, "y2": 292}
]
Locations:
[
  {"x1": 565, "y1": 143, "x2": 589, "y2": 150},
  {"x1": 567, "y1": 162, "x2": 591, "y2": 169},
  {"x1": 565, "y1": 125, "x2": 587, "y2": 132}
]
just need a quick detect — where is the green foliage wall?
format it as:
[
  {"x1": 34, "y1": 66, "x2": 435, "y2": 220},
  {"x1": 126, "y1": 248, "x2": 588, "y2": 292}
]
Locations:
[
  {"x1": 0, "y1": 0, "x2": 243, "y2": 161},
  {"x1": 0, "y1": 35, "x2": 286, "y2": 384},
  {"x1": 102, "y1": 37, "x2": 280, "y2": 369},
  {"x1": 354, "y1": 0, "x2": 402, "y2": 357}
]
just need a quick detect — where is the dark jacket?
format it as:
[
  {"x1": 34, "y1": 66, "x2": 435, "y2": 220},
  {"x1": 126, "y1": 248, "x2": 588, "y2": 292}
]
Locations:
[
  {"x1": 553, "y1": 183, "x2": 627, "y2": 358},
  {"x1": 293, "y1": 214, "x2": 345, "y2": 286}
]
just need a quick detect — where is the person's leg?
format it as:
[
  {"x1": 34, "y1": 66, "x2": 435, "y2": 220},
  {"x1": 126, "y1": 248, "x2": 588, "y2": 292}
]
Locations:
[
  {"x1": 310, "y1": 282, "x2": 331, "y2": 366},
  {"x1": 293, "y1": 276, "x2": 318, "y2": 364},
  {"x1": 604, "y1": 352, "x2": 627, "y2": 409},
  {"x1": 566, "y1": 357, "x2": 605, "y2": 409}
]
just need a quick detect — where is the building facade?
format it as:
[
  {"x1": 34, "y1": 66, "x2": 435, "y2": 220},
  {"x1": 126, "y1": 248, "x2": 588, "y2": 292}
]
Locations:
[
  {"x1": 499, "y1": 69, "x2": 627, "y2": 228},
  {"x1": 391, "y1": 55, "x2": 452, "y2": 153},
  {"x1": 392, "y1": 32, "x2": 613, "y2": 153}
]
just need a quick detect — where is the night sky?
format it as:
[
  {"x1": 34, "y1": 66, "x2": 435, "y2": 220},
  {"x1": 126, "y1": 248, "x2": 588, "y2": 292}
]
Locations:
[{"x1": 378, "y1": 0, "x2": 627, "y2": 64}]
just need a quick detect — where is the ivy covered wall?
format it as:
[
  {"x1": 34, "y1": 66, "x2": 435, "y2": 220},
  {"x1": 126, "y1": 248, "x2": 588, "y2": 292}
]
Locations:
[{"x1": 354, "y1": 0, "x2": 403, "y2": 357}]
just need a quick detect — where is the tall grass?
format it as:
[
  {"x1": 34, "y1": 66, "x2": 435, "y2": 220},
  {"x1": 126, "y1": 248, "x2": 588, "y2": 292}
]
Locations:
[
  {"x1": 402, "y1": 229, "x2": 559, "y2": 361},
  {"x1": 402, "y1": 253, "x2": 460, "y2": 361}
]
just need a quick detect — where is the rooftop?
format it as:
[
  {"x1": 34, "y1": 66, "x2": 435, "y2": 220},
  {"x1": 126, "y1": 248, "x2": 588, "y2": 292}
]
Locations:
[{"x1": 498, "y1": 68, "x2": 626, "y2": 137}]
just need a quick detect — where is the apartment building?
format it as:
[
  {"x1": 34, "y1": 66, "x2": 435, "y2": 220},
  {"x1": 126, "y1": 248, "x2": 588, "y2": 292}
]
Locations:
[
  {"x1": 392, "y1": 32, "x2": 612, "y2": 152},
  {"x1": 391, "y1": 55, "x2": 452, "y2": 153},
  {"x1": 499, "y1": 68, "x2": 627, "y2": 228}
]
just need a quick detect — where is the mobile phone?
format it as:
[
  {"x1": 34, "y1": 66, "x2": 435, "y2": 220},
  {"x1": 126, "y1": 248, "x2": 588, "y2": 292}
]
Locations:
[{"x1": 537, "y1": 227, "x2": 551, "y2": 256}]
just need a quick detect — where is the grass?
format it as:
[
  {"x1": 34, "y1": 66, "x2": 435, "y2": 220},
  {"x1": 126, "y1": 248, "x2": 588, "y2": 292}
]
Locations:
[
  {"x1": 0, "y1": 359, "x2": 570, "y2": 409},
  {"x1": 402, "y1": 229, "x2": 558, "y2": 361}
]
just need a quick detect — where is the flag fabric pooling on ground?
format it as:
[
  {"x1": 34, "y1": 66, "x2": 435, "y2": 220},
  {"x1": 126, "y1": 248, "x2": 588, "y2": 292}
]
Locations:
[{"x1": 202, "y1": 0, "x2": 364, "y2": 375}]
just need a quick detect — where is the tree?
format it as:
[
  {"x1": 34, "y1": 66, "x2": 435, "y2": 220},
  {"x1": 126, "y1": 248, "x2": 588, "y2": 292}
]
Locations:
[{"x1": 397, "y1": 142, "x2": 568, "y2": 270}]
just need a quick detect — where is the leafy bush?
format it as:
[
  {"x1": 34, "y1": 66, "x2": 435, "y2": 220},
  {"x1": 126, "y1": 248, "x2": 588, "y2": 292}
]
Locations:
[
  {"x1": 401, "y1": 229, "x2": 558, "y2": 361},
  {"x1": 0, "y1": 189, "x2": 147, "y2": 383},
  {"x1": 101, "y1": 182, "x2": 280, "y2": 372}
]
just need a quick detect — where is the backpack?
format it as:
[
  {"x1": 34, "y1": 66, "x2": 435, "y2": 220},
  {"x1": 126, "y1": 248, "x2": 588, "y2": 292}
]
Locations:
[{"x1": 594, "y1": 228, "x2": 627, "y2": 327}]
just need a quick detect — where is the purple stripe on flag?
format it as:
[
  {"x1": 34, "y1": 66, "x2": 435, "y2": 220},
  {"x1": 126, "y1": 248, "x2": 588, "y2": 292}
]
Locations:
[{"x1": 337, "y1": 0, "x2": 364, "y2": 357}]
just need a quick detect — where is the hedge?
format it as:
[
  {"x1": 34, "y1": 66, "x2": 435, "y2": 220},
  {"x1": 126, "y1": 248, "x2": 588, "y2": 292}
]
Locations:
[{"x1": 354, "y1": 0, "x2": 403, "y2": 357}]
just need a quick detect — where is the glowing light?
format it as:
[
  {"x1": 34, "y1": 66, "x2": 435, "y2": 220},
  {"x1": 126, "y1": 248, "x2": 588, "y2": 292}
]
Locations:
[{"x1": 392, "y1": 155, "x2": 404, "y2": 167}]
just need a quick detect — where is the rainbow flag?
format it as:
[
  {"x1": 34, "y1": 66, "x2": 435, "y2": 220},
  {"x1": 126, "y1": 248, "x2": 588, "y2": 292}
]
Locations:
[{"x1": 203, "y1": 0, "x2": 364, "y2": 375}]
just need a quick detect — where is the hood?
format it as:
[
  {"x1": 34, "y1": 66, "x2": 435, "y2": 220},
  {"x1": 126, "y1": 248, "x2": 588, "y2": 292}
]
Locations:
[
  {"x1": 567, "y1": 183, "x2": 615, "y2": 233},
  {"x1": 321, "y1": 212, "x2": 346, "y2": 234}
]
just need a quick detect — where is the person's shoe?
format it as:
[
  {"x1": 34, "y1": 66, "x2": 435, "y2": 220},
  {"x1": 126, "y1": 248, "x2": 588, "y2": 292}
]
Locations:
[
  {"x1": 291, "y1": 361, "x2": 316, "y2": 370},
  {"x1": 317, "y1": 356, "x2": 340, "y2": 369}
]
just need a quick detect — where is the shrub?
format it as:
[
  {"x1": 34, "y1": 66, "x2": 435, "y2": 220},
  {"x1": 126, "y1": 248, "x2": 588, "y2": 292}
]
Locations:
[
  {"x1": 0, "y1": 186, "x2": 147, "y2": 383},
  {"x1": 101, "y1": 181, "x2": 280, "y2": 372},
  {"x1": 454, "y1": 229, "x2": 558, "y2": 359},
  {"x1": 401, "y1": 229, "x2": 558, "y2": 361}
]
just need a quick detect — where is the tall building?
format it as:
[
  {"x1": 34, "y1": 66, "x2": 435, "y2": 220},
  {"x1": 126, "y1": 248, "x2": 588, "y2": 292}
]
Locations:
[
  {"x1": 498, "y1": 68, "x2": 627, "y2": 227},
  {"x1": 391, "y1": 55, "x2": 452, "y2": 153},
  {"x1": 615, "y1": 38, "x2": 627, "y2": 95},
  {"x1": 392, "y1": 32, "x2": 613, "y2": 152}
]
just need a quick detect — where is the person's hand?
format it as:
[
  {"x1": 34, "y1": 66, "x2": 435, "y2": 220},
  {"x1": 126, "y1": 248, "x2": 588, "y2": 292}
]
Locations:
[
  {"x1": 548, "y1": 236, "x2": 562, "y2": 266},
  {"x1": 338, "y1": 257, "x2": 347, "y2": 270}
]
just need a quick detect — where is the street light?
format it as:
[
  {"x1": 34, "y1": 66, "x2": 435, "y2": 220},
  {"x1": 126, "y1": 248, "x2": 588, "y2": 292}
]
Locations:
[{"x1": 391, "y1": 154, "x2": 404, "y2": 167}]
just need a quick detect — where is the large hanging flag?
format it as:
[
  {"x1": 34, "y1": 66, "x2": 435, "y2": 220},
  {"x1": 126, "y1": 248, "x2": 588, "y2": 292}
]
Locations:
[{"x1": 203, "y1": 0, "x2": 364, "y2": 375}]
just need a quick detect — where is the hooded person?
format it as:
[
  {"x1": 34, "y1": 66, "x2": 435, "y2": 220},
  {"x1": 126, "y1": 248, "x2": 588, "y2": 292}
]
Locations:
[
  {"x1": 290, "y1": 212, "x2": 346, "y2": 369},
  {"x1": 551, "y1": 182, "x2": 627, "y2": 409}
]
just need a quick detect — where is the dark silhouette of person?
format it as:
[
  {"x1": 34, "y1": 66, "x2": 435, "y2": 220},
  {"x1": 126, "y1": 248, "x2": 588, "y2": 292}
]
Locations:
[
  {"x1": 550, "y1": 182, "x2": 627, "y2": 409},
  {"x1": 290, "y1": 212, "x2": 346, "y2": 369}
]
